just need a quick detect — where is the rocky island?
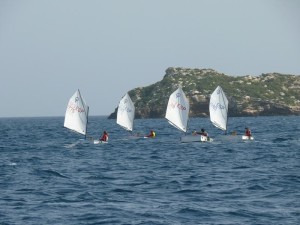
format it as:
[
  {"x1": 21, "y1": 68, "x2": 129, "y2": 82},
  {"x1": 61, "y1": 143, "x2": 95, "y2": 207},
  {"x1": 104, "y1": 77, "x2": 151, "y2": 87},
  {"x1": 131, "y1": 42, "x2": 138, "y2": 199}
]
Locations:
[{"x1": 108, "y1": 67, "x2": 300, "y2": 119}]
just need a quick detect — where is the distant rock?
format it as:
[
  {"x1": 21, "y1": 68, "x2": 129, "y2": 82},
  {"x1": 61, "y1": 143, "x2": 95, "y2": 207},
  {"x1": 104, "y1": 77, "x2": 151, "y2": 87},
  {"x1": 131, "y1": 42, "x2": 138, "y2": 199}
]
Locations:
[{"x1": 108, "y1": 67, "x2": 300, "y2": 119}]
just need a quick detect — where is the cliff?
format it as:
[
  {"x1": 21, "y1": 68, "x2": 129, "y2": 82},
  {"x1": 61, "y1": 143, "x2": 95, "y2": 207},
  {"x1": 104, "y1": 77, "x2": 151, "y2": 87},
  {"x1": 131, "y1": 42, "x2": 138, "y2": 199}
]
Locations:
[{"x1": 108, "y1": 67, "x2": 300, "y2": 119}]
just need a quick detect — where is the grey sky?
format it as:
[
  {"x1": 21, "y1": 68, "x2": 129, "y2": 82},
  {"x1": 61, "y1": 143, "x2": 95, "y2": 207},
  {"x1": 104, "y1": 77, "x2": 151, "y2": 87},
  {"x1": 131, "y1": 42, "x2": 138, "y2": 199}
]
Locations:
[{"x1": 0, "y1": 0, "x2": 299, "y2": 117}]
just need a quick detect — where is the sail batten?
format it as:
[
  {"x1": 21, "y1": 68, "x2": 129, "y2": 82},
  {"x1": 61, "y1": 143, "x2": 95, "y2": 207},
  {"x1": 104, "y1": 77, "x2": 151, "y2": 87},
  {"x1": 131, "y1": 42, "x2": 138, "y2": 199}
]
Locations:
[
  {"x1": 117, "y1": 93, "x2": 135, "y2": 132},
  {"x1": 209, "y1": 86, "x2": 228, "y2": 132},
  {"x1": 64, "y1": 89, "x2": 89, "y2": 136},
  {"x1": 165, "y1": 87, "x2": 189, "y2": 133}
]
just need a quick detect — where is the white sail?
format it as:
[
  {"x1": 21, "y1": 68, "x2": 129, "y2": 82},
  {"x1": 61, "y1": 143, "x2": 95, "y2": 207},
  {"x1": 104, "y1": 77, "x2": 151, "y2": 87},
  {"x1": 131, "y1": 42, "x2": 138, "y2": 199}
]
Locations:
[
  {"x1": 64, "y1": 89, "x2": 89, "y2": 136},
  {"x1": 117, "y1": 93, "x2": 135, "y2": 131},
  {"x1": 209, "y1": 86, "x2": 228, "y2": 131},
  {"x1": 165, "y1": 87, "x2": 189, "y2": 133}
]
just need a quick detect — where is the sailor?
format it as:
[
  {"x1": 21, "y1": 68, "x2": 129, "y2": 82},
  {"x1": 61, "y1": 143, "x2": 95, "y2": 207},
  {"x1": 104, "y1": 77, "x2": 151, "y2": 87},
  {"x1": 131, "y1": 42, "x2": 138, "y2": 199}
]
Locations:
[
  {"x1": 99, "y1": 131, "x2": 109, "y2": 142},
  {"x1": 145, "y1": 130, "x2": 156, "y2": 138},
  {"x1": 193, "y1": 128, "x2": 208, "y2": 137},
  {"x1": 244, "y1": 128, "x2": 252, "y2": 137}
]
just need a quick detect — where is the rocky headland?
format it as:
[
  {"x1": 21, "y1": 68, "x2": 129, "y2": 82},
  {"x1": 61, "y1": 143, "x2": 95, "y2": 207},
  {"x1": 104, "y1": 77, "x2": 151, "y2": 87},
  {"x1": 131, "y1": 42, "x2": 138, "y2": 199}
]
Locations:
[{"x1": 108, "y1": 67, "x2": 300, "y2": 119}]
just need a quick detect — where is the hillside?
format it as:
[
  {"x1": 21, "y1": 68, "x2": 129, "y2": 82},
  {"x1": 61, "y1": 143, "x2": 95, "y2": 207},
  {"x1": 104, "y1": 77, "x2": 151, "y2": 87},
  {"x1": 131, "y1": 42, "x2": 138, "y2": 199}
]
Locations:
[{"x1": 108, "y1": 67, "x2": 300, "y2": 119}]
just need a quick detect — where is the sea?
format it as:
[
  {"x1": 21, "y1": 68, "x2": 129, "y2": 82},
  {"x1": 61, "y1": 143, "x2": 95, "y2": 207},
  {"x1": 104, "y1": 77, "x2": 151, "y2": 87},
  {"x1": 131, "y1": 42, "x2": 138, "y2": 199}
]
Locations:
[{"x1": 0, "y1": 116, "x2": 299, "y2": 225}]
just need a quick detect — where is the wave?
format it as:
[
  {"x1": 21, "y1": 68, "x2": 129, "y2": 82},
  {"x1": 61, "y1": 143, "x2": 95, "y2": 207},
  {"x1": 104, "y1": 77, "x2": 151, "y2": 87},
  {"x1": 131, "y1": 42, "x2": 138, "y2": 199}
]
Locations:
[
  {"x1": 1, "y1": 116, "x2": 299, "y2": 225},
  {"x1": 273, "y1": 137, "x2": 289, "y2": 142},
  {"x1": 247, "y1": 184, "x2": 267, "y2": 191},
  {"x1": 112, "y1": 188, "x2": 134, "y2": 193},
  {"x1": 174, "y1": 189, "x2": 201, "y2": 194},
  {"x1": 36, "y1": 169, "x2": 69, "y2": 179}
]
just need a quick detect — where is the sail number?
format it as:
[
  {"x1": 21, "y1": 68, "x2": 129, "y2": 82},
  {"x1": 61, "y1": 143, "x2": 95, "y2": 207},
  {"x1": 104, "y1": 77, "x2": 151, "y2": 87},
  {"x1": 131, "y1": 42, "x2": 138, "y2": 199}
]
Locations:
[
  {"x1": 119, "y1": 106, "x2": 132, "y2": 113},
  {"x1": 168, "y1": 102, "x2": 187, "y2": 111},
  {"x1": 67, "y1": 103, "x2": 85, "y2": 113},
  {"x1": 210, "y1": 102, "x2": 225, "y2": 111}
]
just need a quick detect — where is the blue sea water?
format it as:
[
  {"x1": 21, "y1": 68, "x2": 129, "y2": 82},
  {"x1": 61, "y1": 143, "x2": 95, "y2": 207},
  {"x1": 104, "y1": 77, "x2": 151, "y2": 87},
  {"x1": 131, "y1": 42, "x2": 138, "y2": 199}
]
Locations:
[{"x1": 0, "y1": 116, "x2": 299, "y2": 225}]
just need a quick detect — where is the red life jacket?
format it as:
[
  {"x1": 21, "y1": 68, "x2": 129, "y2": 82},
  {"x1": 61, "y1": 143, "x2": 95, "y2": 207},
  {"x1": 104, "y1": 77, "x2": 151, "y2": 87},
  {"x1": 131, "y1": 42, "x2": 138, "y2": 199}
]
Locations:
[{"x1": 245, "y1": 130, "x2": 251, "y2": 136}]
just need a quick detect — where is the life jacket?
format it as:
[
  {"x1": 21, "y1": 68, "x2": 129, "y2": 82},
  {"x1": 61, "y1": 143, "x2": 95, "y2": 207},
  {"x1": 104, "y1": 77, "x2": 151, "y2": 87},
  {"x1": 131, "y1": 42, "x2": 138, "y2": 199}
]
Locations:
[
  {"x1": 100, "y1": 134, "x2": 108, "y2": 141},
  {"x1": 152, "y1": 131, "x2": 156, "y2": 137},
  {"x1": 245, "y1": 130, "x2": 251, "y2": 136}
]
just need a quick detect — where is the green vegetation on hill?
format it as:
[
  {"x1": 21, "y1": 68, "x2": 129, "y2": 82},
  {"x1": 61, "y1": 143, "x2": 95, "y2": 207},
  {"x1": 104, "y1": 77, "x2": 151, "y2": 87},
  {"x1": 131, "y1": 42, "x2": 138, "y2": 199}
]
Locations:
[{"x1": 109, "y1": 67, "x2": 300, "y2": 119}]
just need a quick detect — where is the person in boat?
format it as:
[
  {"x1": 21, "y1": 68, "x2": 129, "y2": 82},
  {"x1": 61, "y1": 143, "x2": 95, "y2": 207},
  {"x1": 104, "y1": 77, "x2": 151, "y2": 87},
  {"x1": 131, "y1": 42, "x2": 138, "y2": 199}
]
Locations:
[
  {"x1": 99, "y1": 131, "x2": 108, "y2": 142},
  {"x1": 193, "y1": 128, "x2": 209, "y2": 137},
  {"x1": 145, "y1": 130, "x2": 156, "y2": 138},
  {"x1": 244, "y1": 128, "x2": 252, "y2": 137},
  {"x1": 193, "y1": 128, "x2": 210, "y2": 141}
]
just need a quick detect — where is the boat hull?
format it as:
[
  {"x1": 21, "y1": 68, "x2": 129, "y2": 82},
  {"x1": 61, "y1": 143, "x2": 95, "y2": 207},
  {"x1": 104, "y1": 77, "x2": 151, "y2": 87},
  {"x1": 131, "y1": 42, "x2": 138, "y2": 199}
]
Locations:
[
  {"x1": 180, "y1": 135, "x2": 212, "y2": 143},
  {"x1": 93, "y1": 140, "x2": 108, "y2": 144},
  {"x1": 242, "y1": 135, "x2": 254, "y2": 140}
]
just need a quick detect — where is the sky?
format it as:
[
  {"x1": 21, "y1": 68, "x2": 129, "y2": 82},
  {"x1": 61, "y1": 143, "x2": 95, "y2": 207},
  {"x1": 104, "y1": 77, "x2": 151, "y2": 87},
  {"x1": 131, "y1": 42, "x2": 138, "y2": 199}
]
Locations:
[{"x1": 0, "y1": 0, "x2": 299, "y2": 117}]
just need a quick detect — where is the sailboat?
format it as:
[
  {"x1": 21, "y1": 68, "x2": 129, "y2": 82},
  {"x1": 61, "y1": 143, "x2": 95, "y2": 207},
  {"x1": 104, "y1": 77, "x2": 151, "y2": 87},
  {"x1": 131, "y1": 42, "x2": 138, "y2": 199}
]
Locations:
[
  {"x1": 116, "y1": 92, "x2": 135, "y2": 134},
  {"x1": 242, "y1": 134, "x2": 254, "y2": 140},
  {"x1": 165, "y1": 86, "x2": 189, "y2": 134},
  {"x1": 165, "y1": 86, "x2": 206, "y2": 142},
  {"x1": 167, "y1": 86, "x2": 211, "y2": 143},
  {"x1": 209, "y1": 86, "x2": 228, "y2": 133},
  {"x1": 242, "y1": 128, "x2": 254, "y2": 140},
  {"x1": 64, "y1": 89, "x2": 89, "y2": 138}
]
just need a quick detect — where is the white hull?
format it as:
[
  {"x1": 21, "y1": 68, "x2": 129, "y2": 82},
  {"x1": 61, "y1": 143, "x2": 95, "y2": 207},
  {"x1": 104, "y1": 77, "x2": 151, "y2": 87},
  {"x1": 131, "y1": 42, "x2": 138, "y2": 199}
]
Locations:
[
  {"x1": 242, "y1": 135, "x2": 254, "y2": 140},
  {"x1": 93, "y1": 140, "x2": 108, "y2": 144},
  {"x1": 180, "y1": 135, "x2": 212, "y2": 143}
]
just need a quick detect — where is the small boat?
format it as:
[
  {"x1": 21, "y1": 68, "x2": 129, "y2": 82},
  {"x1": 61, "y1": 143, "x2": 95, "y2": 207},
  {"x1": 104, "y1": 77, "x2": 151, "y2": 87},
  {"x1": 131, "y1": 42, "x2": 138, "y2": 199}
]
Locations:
[
  {"x1": 180, "y1": 135, "x2": 211, "y2": 143},
  {"x1": 242, "y1": 135, "x2": 254, "y2": 140},
  {"x1": 165, "y1": 86, "x2": 189, "y2": 133},
  {"x1": 209, "y1": 86, "x2": 228, "y2": 133},
  {"x1": 117, "y1": 92, "x2": 135, "y2": 132},
  {"x1": 165, "y1": 86, "x2": 208, "y2": 142},
  {"x1": 93, "y1": 140, "x2": 108, "y2": 144},
  {"x1": 64, "y1": 89, "x2": 89, "y2": 138},
  {"x1": 116, "y1": 92, "x2": 142, "y2": 139}
]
